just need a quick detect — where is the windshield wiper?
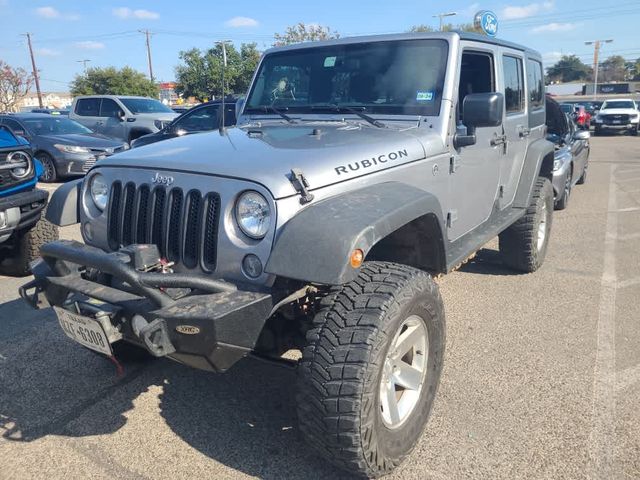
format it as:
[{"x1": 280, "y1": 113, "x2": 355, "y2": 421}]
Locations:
[
  {"x1": 310, "y1": 105, "x2": 386, "y2": 128},
  {"x1": 248, "y1": 105, "x2": 295, "y2": 123}
]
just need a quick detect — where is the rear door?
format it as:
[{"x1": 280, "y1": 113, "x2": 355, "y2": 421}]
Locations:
[
  {"x1": 72, "y1": 98, "x2": 102, "y2": 132},
  {"x1": 99, "y1": 98, "x2": 127, "y2": 140},
  {"x1": 497, "y1": 50, "x2": 528, "y2": 209}
]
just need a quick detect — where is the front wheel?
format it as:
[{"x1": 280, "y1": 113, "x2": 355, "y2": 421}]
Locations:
[
  {"x1": 499, "y1": 177, "x2": 553, "y2": 273},
  {"x1": 37, "y1": 152, "x2": 58, "y2": 183},
  {"x1": 297, "y1": 262, "x2": 445, "y2": 477},
  {"x1": 1, "y1": 216, "x2": 58, "y2": 276}
]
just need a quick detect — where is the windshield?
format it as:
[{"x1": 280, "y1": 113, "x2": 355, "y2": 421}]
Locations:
[
  {"x1": 120, "y1": 98, "x2": 174, "y2": 114},
  {"x1": 245, "y1": 39, "x2": 449, "y2": 117},
  {"x1": 560, "y1": 104, "x2": 573, "y2": 113},
  {"x1": 601, "y1": 101, "x2": 635, "y2": 110},
  {"x1": 23, "y1": 117, "x2": 93, "y2": 135}
]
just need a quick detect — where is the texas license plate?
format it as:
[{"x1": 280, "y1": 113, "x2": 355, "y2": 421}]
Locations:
[{"x1": 54, "y1": 307, "x2": 112, "y2": 356}]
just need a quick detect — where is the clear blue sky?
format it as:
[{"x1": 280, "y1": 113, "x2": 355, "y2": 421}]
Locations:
[{"x1": 1, "y1": 0, "x2": 639, "y2": 91}]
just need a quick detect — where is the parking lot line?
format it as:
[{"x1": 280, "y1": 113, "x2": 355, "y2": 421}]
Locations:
[{"x1": 588, "y1": 163, "x2": 618, "y2": 480}]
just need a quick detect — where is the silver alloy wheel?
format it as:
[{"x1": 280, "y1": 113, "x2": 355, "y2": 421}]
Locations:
[
  {"x1": 537, "y1": 199, "x2": 548, "y2": 251},
  {"x1": 39, "y1": 155, "x2": 54, "y2": 182},
  {"x1": 379, "y1": 315, "x2": 428, "y2": 429}
]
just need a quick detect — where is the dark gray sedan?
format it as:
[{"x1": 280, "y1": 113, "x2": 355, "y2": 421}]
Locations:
[{"x1": 0, "y1": 113, "x2": 128, "y2": 182}]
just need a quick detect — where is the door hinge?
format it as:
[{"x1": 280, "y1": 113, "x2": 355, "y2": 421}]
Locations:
[
  {"x1": 449, "y1": 155, "x2": 461, "y2": 174},
  {"x1": 288, "y1": 168, "x2": 314, "y2": 205},
  {"x1": 446, "y1": 210, "x2": 458, "y2": 228}
]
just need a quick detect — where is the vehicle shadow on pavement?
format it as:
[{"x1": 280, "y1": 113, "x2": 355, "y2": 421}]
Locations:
[
  {"x1": 0, "y1": 300, "x2": 347, "y2": 478},
  {"x1": 458, "y1": 248, "x2": 517, "y2": 276}
]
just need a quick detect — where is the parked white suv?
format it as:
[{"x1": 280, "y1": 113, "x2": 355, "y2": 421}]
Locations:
[
  {"x1": 69, "y1": 96, "x2": 178, "y2": 144},
  {"x1": 593, "y1": 98, "x2": 639, "y2": 136}
]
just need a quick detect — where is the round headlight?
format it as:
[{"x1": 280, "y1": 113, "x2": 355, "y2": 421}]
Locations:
[
  {"x1": 235, "y1": 191, "x2": 271, "y2": 239},
  {"x1": 89, "y1": 173, "x2": 109, "y2": 211},
  {"x1": 6, "y1": 151, "x2": 32, "y2": 179}
]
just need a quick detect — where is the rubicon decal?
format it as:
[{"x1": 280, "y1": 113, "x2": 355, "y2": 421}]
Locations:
[{"x1": 334, "y1": 149, "x2": 409, "y2": 175}]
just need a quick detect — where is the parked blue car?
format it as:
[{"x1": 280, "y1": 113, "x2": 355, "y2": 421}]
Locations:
[{"x1": 0, "y1": 125, "x2": 58, "y2": 276}]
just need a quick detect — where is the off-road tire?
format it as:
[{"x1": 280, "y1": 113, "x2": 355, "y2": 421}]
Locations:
[
  {"x1": 297, "y1": 262, "x2": 445, "y2": 477},
  {"x1": 1, "y1": 215, "x2": 58, "y2": 276},
  {"x1": 499, "y1": 177, "x2": 553, "y2": 273},
  {"x1": 37, "y1": 152, "x2": 58, "y2": 183},
  {"x1": 555, "y1": 168, "x2": 571, "y2": 211}
]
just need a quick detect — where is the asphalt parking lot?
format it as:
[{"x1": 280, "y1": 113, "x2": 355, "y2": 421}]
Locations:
[{"x1": 0, "y1": 135, "x2": 639, "y2": 479}]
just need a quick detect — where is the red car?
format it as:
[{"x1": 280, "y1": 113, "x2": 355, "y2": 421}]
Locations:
[{"x1": 573, "y1": 105, "x2": 591, "y2": 130}]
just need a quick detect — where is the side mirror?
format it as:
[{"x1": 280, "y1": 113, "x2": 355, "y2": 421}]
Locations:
[
  {"x1": 455, "y1": 92, "x2": 504, "y2": 149},
  {"x1": 117, "y1": 110, "x2": 126, "y2": 121},
  {"x1": 573, "y1": 130, "x2": 590, "y2": 140}
]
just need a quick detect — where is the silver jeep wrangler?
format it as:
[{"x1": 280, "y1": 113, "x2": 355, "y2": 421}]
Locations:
[{"x1": 21, "y1": 32, "x2": 555, "y2": 477}]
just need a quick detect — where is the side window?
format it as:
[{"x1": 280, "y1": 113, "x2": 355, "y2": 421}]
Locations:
[
  {"x1": 75, "y1": 98, "x2": 101, "y2": 116},
  {"x1": 176, "y1": 105, "x2": 220, "y2": 132},
  {"x1": 100, "y1": 98, "x2": 122, "y2": 117},
  {"x1": 526, "y1": 59, "x2": 544, "y2": 110},
  {"x1": 458, "y1": 51, "x2": 495, "y2": 123},
  {"x1": 3, "y1": 118, "x2": 25, "y2": 135},
  {"x1": 502, "y1": 55, "x2": 524, "y2": 113}
]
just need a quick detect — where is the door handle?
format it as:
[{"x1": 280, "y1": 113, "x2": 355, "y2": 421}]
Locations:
[
  {"x1": 96, "y1": 121, "x2": 103, "y2": 126},
  {"x1": 518, "y1": 126, "x2": 531, "y2": 138}
]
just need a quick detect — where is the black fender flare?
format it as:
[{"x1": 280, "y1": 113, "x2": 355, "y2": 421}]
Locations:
[
  {"x1": 265, "y1": 182, "x2": 446, "y2": 285},
  {"x1": 513, "y1": 138, "x2": 555, "y2": 208},
  {"x1": 46, "y1": 178, "x2": 81, "y2": 226}
]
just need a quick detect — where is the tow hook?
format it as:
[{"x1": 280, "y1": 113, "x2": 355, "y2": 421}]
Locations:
[{"x1": 132, "y1": 315, "x2": 176, "y2": 357}]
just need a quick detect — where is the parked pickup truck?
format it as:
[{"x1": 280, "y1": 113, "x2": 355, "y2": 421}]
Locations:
[
  {"x1": 21, "y1": 32, "x2": 555, "y2": 477},
  {"x1": 0, "y1": 126, "x2": 57, "y2": 275}
]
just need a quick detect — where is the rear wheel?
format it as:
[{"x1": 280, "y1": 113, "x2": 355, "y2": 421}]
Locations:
[
  {"x1": 37, "y1": 152, "x2": 57, "y2": 183},
  {"x1": 297, "y1": 262, "x2": 445, "y2": 477},
  {"x1": 499, "y1": 177, "x2": 553, "y2": 273}
]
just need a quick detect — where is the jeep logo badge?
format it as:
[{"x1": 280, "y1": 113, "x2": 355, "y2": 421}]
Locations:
[
  {"x1": 151, "y1": 172, "x2": 174, "y2": 185},
  {"x1": 176, "y1": 325, "x2": 200, "y2": 335}
]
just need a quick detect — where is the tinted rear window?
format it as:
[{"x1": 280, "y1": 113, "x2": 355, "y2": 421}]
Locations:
[{"x1": 75, "y1": 98, "x2": 101, "y2": 116}]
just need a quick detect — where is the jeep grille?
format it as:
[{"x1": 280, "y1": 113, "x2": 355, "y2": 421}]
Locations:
[{"x1": 107, "y1": 181, "x2": 221, "y2": 271}]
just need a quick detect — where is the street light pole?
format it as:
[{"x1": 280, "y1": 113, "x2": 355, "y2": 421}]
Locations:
[
  {"x1": 585, "y1": 39, "x2": 613, "y2": 100},
  {"x1": 432, "y1": 12, "x2": 457, "y2": 31},
  {"x1": 77, "y1": 59, "x2": 91, "y2": 72}
]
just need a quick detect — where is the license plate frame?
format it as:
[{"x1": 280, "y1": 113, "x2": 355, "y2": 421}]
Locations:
[{"x1": 54, "y1": 306, "x2": 113, "y2": 356}]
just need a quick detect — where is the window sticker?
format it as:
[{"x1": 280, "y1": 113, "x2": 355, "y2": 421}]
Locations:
[
  {"x1": 416, "y1": 91, "x2": 434, "y2": 101},
  {"x1": 324, "y1": 56, "x2": 337, "y2": 67}
]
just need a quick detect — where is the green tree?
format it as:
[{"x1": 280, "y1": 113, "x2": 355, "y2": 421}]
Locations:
[
  {"x1": 599, "y1": 55, "x2": 627, "y2": 82},
  {"x1": 273, "y1": 23, "x2": 339, "y2": 46},
  {"x1": 546, "y1": 55, "x2": 592, "y2": 83},
  {"x1": 70, "y1": 66, "x2": 158, "y2": 97},
  {"x1": 174, "y1": 43, "x2": 260, "y2": 101}
]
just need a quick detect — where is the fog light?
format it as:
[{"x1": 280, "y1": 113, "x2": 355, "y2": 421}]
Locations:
[
  {"x1": 242, "y1": 254, "x2": 263, "y2": 278},
  {"x1": 0, "y1": 211, "x2": 7, "y2": 229}
]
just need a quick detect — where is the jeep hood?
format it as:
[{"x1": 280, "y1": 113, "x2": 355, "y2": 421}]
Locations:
[{"x1": 98, "y1": 123, "x2": 445, "y2": 199}]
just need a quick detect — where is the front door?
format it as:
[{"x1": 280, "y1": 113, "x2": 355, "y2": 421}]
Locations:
[
  {"x1": 447, "y1": 47, "x2": 502, "y2": 240},
  {"x1": 98, "y1": 98, "x2": 127, "y2": 140},
  {"x1": 497, "y1": 50, "x2": 528, "y2": 208}
]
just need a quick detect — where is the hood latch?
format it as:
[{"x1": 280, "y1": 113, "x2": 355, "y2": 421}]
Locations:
[{"x1": 288, "y1": 169, "x2": 314, "y2": 205}]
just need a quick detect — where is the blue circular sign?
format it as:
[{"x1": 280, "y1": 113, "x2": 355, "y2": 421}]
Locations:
[{"x1": 474, "y1": 10, "x2": 498, "y2": 37}]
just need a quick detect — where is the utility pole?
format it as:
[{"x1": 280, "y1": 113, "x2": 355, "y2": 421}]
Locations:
[
  {"x1": 139, "y1": 29, "x2": 154, "y2": 82},
  {"x1": 215, "y1": 40, "x2": 232, "y2": 132},
  {"x1": 22, "y1": 33, "x2": 43, "y2": 108},
  {"x1": 77, "y1": 59, "x2": 91, "y2": 72},
  {"x1": 432, "y1": 11, "x2": 457, "y2": 31},
  {"x1": 585, "y1": 39, "x2": 613, "y2": 100}
]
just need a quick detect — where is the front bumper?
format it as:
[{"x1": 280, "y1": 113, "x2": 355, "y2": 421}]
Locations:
[
  {"x1": 594, "y1": 121, "x2": 639, "y2": 131},
  {"x1": 20, "y1": 240, "x2": 273, "y2": 372},
  {"x1": 0, "y1": 188, "x2": 48, "y2": 243},
  {"x1": 551, "y1": 151, "x2": 572, "y2": 199}
]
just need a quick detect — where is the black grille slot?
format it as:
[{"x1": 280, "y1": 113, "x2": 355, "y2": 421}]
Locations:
[
  {"x1": 183, "y1": 190, "x2": 202, "y2": 269},
  {"x1": 166, "y1": 188, "x2": 184, "y2": 262},
  {"x1": 150, "y1": 187, "x2": 166, "y2": 252},
  {"x1": 107, "y1": 182, "x2": 219, "y2": 270},
  {"x1": 121, "y1": 183, "x2": 136, "y2": 246},
  {"x1": 202, "y1": 193, "x2": 221, "y2": 271},
  {"x1": 107, "y1": 182, "x2": 122, "y2": 249},
  {"x1": 135, "y1": 185, "x2": 150, "y2": 243}
]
